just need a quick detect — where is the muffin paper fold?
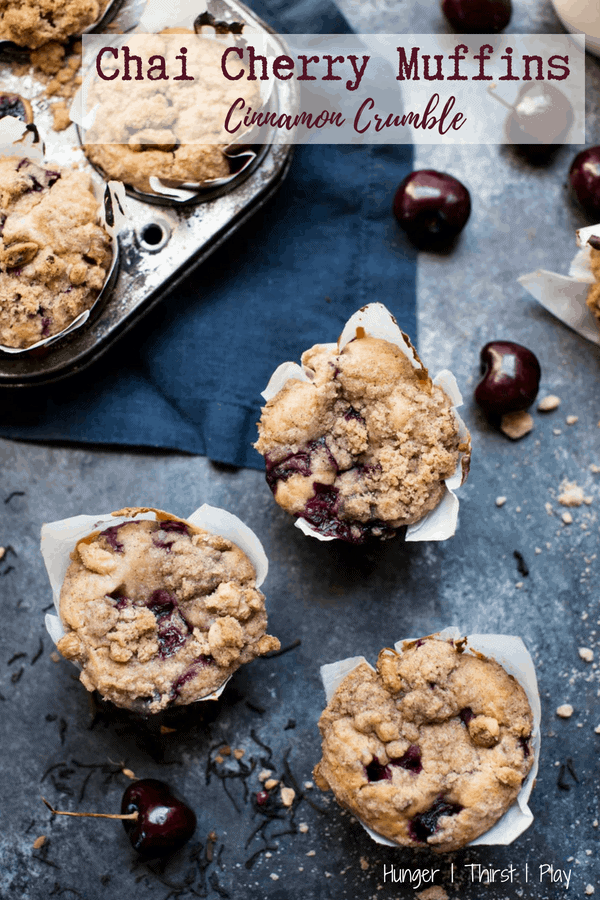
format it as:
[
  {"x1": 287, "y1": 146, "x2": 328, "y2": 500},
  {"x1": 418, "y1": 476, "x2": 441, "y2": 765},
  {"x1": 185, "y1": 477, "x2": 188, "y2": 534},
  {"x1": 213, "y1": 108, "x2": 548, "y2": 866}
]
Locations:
[
  {"x1": 320, "y1": 626, "x2": 541, "y2": 849},
  {"x1": 519, "y1": 223, "x2": 600, "y2": 346},
  {"x1": 40, "y1": 504, "x2": 269, "y2": 703},
  {"x1": 261, "y1": 303, "x2": 471, "y2": 543},
  {"x1": 0, "y1": 117, "x2": 126, "y2": 356}
]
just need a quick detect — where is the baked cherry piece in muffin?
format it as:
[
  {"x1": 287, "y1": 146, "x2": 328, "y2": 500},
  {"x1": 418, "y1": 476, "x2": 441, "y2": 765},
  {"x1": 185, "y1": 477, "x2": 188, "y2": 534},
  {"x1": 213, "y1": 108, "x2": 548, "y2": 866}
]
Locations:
[
  {"x1": 57, "y1": 516, "x2": 279, "y2": 712},
  {"x1": 255, "y1": 332, "x2": 469, "y2": 543},
  {"x1": 314, "y1": 638, "x2": 534, "y2": 852}
]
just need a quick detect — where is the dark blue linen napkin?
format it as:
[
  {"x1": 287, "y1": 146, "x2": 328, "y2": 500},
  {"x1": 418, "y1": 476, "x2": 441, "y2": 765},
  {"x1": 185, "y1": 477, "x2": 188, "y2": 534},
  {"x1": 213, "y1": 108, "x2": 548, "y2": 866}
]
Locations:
[{"x1": 0, "y1": 0, "x2": 416, "y2": 470}]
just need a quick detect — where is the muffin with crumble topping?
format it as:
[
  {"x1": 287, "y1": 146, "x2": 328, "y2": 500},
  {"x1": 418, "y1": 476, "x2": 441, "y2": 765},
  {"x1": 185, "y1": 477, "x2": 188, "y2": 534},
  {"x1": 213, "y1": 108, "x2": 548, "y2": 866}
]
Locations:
[
  {"x1": 255, "y1": 307, "x2": 470, "y2": 544},
  {"x1": 55, "y1": 510, "x2": 279, "y2": 713},
  {"x1": 314, "y1": 637, "x2": 534, "y2": 852},
  {"x1": 0, "y1": 154, "x2": 112, "y2": 349}
]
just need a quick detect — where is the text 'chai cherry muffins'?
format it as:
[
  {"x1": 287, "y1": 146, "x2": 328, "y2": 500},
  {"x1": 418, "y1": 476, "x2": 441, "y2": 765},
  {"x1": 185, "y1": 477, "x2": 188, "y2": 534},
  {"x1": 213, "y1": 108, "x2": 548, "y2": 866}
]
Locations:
[
  {"x1": 0, "y1": 0, "x2": 111, "y2": 48},
  {"x1": 314, "y1": 634, "x2": 538, "y2": 853},
  {"x1": 255, "y1": 303, "x2": 471, "y2": 544},
  {"x1": 0, "y1": 153, "x2": 113, "y2": 349},
  {"x1": 41, "y1": 507, "x2": 279, "y2": 713}
]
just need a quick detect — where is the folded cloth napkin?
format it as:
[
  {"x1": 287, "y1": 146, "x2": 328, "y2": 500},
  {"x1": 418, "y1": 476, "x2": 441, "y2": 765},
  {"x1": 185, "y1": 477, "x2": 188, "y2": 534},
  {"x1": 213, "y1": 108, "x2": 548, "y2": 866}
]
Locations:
[{"x1": 0, "y1": 0, "x2": 416, "y2": 470}]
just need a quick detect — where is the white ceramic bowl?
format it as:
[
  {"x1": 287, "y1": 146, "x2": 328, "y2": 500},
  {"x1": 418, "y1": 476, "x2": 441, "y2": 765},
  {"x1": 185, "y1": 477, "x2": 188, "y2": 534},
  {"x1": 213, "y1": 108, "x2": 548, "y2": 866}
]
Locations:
[{"x1": 552, "y1": 0, "x2": 600, "y2": 57}]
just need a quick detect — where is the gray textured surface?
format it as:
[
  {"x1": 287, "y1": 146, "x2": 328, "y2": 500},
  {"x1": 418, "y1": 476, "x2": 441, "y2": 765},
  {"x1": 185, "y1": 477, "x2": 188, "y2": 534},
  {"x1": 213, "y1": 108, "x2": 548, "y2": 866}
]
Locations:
[{"x1": 2, "y1": 1, "x2": 600, "y2": 898}]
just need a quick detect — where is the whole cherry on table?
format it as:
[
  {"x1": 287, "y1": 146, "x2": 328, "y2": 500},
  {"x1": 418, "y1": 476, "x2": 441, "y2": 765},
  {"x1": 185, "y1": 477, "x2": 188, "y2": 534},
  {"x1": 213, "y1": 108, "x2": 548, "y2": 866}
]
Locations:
[{"x1": 43, "y1": 778, "x2": 197, "y2": 857}]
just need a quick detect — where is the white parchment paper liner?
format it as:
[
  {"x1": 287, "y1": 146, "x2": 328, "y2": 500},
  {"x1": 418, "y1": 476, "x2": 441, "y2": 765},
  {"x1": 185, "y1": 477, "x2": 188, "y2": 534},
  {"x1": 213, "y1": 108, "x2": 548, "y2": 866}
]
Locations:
[
  {"x1": 261, "y1": 303, "x2": 470, "y2": 543},
  {"x1": 320, "y1": 626, "x2": 541, "y2": 849},
  {"x1": 40, "y1": 504, "x2": 269, "y2": 704},
  {"x1": 0, "y1": 117, "x2": 127, "y2": 356},
  {"x1": 518, "y1": 223, "x2": 600, "y2": 346}
]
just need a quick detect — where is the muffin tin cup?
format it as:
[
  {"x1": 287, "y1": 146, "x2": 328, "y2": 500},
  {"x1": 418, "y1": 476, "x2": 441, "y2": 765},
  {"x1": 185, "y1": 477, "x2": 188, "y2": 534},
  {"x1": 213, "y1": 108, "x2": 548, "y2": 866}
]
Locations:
[
  {"x1": 73, "y1": 3, "x2": 284, "y2": 205},
  {"x1": 0, "y1": 116, "x2": 127, "y2": 356},
  {"x1": 40, "y1": 504, "x2": 269, "y2": 705},
  {"x1": 320, "y1": 626, "x2": 541, "y2": 850},
  {"x1": 519, "y1": 222, "x2": 600, "y2": 346},
  {"x1": 260, "y1": 302, "x2": 471, "y2": 543}
]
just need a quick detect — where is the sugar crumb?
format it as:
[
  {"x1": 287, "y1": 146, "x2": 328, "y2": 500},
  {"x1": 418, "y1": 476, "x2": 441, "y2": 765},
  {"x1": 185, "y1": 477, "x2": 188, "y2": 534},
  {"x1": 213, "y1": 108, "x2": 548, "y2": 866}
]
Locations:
[
  {"x1": 280, "y1": 786, "x2": 295, "y2": 807},
  {"x1": 495, "y1": 496, "x2": 507, "y2": 507},
  {"x1": 558, "y1": 480, "x2": 591, "y2": 508},
  {"x1": 417, "y1": 889, "x2": 449, "y2": 900},
  {"x1": 501, "y1": 410, "x2": 533, "y2": 440},
  {"x1": 538, "y1": 394, "x2": 560, "y2": 412},
  {"x1": 556, "y1": 704, "x2": 574, "y2": 718}
]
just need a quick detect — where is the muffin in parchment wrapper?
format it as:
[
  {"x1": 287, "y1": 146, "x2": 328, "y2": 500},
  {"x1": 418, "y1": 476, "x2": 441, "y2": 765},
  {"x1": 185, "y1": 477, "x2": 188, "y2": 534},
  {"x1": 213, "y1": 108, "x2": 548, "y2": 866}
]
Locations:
[
  {"x1": 0, "y1": 0, "x2": 117, "y2": 49},
  {"x1": 77, "y1": 29, "x2": 276, "y2": 202},
  {"x1": 315, "y1": 627, "x2": 540, "y2": 852},
  {"x1": 255, "y1": 303, "x2": 471, "y2": 545},
  {"x1": 519, "y1": 223, "x2": 600, "y2": 346},
  {"x1": 0, "y1": 116, "x2": 125, "y2": 354},
  {"x1": 41, "y1": 505, "x2": 279, "y2": 713}
]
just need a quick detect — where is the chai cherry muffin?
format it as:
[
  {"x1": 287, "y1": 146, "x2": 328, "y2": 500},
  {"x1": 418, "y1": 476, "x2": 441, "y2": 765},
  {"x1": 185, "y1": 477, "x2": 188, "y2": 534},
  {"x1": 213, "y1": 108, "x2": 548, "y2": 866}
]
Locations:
[
  {"x1": 0, "y1": 154, "x2": 112, "y2": 349},
  {"x1": 255, "y1": 331, "x2": 469, "y2": 543},
  {"x1": 313, "y1": 638, "x2": 534, "y2": 852},
  {"x1": 83, "y1": 34, "x2": 258, "y2": 194},
  {"x1": 586, "y1": 241, "x2": 600, "y2": 325},
  {"x1": 56, "y1": 512, "x2": 280, "y2": 713},
  {"x1": 0, "y1": 0, "x2": 110, "y2": 48}
]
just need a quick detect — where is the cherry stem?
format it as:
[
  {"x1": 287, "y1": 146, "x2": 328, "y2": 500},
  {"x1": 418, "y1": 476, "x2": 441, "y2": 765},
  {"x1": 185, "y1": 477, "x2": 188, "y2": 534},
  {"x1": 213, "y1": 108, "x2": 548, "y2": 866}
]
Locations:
[
  {"x1": 42, "y1": 797, "x2": 139, "y2": 821},
  {"x1": 487, "y1": 84, "x2": 515, "y2": 112}
]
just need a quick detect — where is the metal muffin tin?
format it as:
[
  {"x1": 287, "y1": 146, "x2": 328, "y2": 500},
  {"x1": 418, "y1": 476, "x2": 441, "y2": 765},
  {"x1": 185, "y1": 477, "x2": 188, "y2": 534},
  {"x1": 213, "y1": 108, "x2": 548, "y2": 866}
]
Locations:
[{"x1": 0, "y1": 0, "x2": 294, "y2": 386}]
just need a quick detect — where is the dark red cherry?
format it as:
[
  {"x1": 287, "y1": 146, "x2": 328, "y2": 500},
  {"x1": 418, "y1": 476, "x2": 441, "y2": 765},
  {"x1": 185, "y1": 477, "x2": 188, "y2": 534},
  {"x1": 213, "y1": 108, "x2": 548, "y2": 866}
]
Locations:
[
  {"x1": 442, "y1": 0, "x2": 511, "y2": 33},
  {"x1": 507, "y1": 83, "x2": 574, "y2": 146},
  {"x1": 475, "y1": 341, "x2": 541, "y2": 416},
  {"x1": 121, "y1": 779, "x2": 196, "y2": 857},
  {"x1": 393, "y1": 170, "x2": 471, "y2": 249},
  {"x1": 570, "y1": 147, "x2": 600, "y2": 219}
]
